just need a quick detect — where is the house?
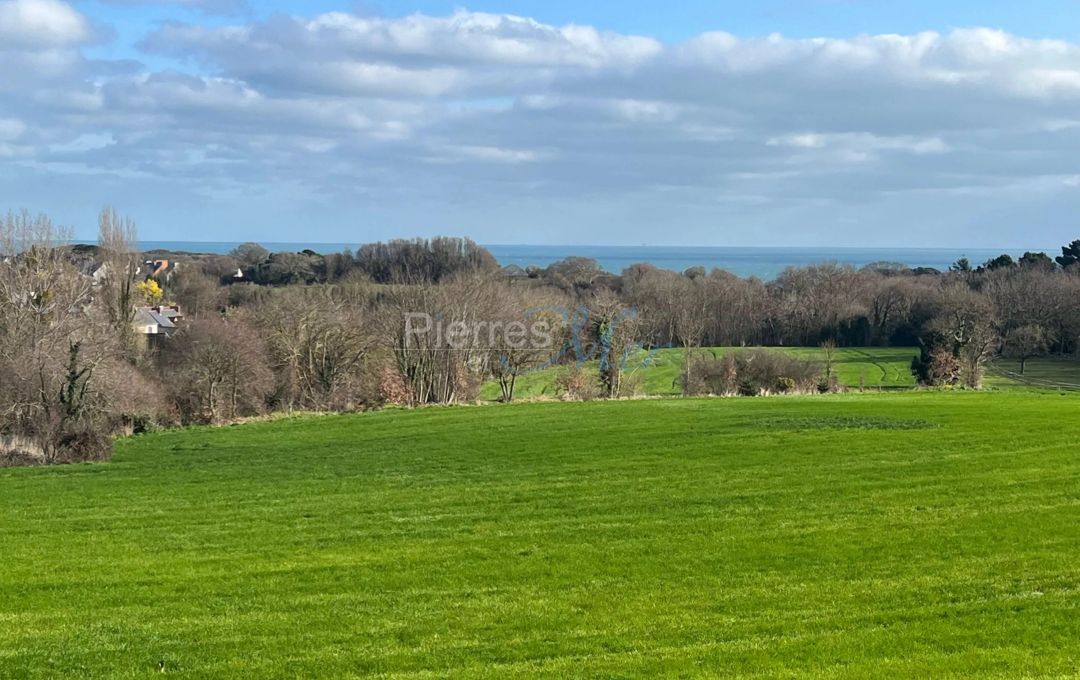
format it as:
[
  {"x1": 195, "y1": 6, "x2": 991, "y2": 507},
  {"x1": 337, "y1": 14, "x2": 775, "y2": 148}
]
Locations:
[
  {"x1": 133, "y1": 305, "x2": 182, "y2": 346},
  {"x1": 79, "y1": 260, "x2": 114, "y2": 286},
  {"x1": 80, "y1": 260, "x2": 143, "y2": 286},
  {"x1": 502, "y1": 264, "x2": 528, "y2": 280},
  {"x1": 145, "y1": 259, "x2": 177, "y2": 282},
  {"x1": 88, "y1": 262, "x2": 111, "y2": 286},
  {"x1": 133, "y1": 306, "x2": 176, "y2": 336},
  {"x1": 156, "y1": 305, "x2": 183, "y2": 324}
]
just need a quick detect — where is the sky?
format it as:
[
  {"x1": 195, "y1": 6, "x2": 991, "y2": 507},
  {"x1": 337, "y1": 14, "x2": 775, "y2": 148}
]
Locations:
[{"x1": 3, "y1": 0, "x2": 1080, "y2": 247}]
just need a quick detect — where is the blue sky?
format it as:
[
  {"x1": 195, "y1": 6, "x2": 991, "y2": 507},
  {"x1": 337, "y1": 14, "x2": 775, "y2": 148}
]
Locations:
[
  {"x1": 80, "y1": 1, "x2": 1080, "y2": 43},
  {"x1": 3, "y1": 0, "x2": 1080, "y2": 246}
]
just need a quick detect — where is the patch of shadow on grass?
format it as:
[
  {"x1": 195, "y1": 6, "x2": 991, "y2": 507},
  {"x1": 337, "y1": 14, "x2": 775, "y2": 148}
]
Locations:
[{"x1": 757, "y1": 416, "x2": 939, "y2": 431}]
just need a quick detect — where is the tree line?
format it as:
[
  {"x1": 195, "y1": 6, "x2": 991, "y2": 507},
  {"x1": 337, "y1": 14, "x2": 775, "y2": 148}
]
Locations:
[{"x1": 3, "y1": 207, "x2": 1080, "y2": 465}]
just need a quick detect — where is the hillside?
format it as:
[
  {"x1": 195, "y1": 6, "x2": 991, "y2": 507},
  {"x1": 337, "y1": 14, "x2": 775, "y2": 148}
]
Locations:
[{"x1": 2, "y1": 393, "x2": 1079, "y2": 677}]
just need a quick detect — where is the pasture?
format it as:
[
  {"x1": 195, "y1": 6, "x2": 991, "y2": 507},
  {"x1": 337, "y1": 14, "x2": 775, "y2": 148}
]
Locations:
[
  {"x1": 479, "y1": 346, "x2": 920, "y2": 400},
  {"x1": 987, "y1": 356, "x2": 1080, "y2": 391},
  {"x1": 2, "y1": 392, "x2": 1079, "y2": 677}
]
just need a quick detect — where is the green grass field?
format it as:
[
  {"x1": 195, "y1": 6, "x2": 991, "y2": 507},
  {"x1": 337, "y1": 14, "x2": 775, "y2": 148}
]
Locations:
[
  {"x1": 480, "y1": 346, "x2": 920, "y2": 400},
  {"x1": 2, "y1": 393, "x2": 1079, "y2": 677},
  {"x1": 987, "y1": 356, "x2": 1080, "y2": 391}
]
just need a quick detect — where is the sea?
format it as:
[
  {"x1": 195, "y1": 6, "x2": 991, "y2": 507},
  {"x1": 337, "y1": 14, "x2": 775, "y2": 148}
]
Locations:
[{"x1": 138, "y1": 242, "x2": 1044, "y2": 280}]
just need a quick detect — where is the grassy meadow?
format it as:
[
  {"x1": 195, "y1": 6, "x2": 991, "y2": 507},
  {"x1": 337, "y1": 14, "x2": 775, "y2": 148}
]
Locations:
[
  {"x1": 2, "y1": 392, "x2": 1080, "y2": 677},
  {"x1": 987, "y1": 356, "x2": 1080, "y2": 390},
  {"x1": 479, "y1": 346, "x2": 920, "y2": 400}
]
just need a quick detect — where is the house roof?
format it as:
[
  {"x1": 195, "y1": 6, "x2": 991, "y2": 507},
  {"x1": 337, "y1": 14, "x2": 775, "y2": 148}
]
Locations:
[
  {"x1": 145, "y1": 259, "x2": 176, "y2": 278},
  {"x1": 133, "y1": 308, "x2": 175, "y2": 329}
]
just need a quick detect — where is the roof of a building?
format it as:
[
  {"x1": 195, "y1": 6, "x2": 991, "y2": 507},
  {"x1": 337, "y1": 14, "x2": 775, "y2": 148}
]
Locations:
[
  {"x1": 133, "y1": 308, "x2": 175, "y2": 329},
  {"x1": 145, "y1": 259, "x2": 176, "y2": 278}
]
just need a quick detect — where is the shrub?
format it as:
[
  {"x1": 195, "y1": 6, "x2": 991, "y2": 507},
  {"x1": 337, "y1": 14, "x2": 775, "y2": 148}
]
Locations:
[
  {"x1": 619, "y1": 372, "x2": 644, "y2": 398},
  {"x1": 913, "y1": 339, "x2": 961, "y2": 386},
  {"x1": 555, "y1": 365, "x2": 600, "y2": 401},
  {"x1": 55, "y1": 427, "x2": 112, "y2": 463},
  {"x1": 0, "y1": 436, "x2": 44, "y2": 467},
  {"x1": 378, "y1": 366, "x2": 411, "y2": 406},
  {"x1": 776, "y1": 377, "x2": 797, "y2": 393},
  {"x1": 682, "y1": 350, "x2": 826, "y2": 396}
]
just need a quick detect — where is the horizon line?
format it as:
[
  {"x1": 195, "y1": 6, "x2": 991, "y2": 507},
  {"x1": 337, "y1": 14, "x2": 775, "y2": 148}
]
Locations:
[{"x1": 68, "y1": 239, "x2": 1058, "y2": 253}]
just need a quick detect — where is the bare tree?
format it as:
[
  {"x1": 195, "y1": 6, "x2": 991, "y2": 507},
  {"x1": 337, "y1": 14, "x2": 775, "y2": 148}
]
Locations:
[
  {"x1": 820, "y1": 338, "x2": 838, "y2": 381},
  {"x1": 486, "y1": 287, "x2": 566, "y2": 402},
  {"x1": 1002, "y1": 325, "x2": 1049, "y2": 375},
  {"x1": 167, "y1": 267, "x2": 225, "y2": 320},
  {"x1": 673, "y1": 276, "x2": 711, "y2": 389},
  {"x1": 382, "y1": 273, "x2": 498, "y2": 405},
  {"x1": 253, "y1": 288, "x2": 374, "y2": 411},
  {"x1": 770, "y1": 264, "x2": 865, "y2": 346},
  {"x1": 930, "y1": 283, "x2": 999, "y2": 388},
  {"x1": 97, "y1": 208, "x2": 141, "y2": 356},
  {"x1": 0, "y1": 211, "x2": 108, "y2": 461},
  {"x1": 863, "y1": 274, "x2": 921, "y2": 345},
  {"x1": 168, "y1": 317, "x2": 273, "y2": 423},
  {"x1": 587, "y1": 290, "x2": 641, "y2": 398}
]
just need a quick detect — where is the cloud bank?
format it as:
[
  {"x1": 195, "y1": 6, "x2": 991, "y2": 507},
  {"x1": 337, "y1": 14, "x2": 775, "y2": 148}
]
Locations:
[{"x1": 2, "y1": 0, "x2": 1080, "y2": 245}]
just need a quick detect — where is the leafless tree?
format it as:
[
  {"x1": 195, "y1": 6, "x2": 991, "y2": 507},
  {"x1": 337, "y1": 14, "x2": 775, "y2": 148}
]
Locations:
[
  {"x1": 486, "y1": 286, "x2": 567, "y2": 402},
  {"x1": 1002, "y1": 325, "x2": 1049, "y2": 375},
  {"x1": 168, "y1": 317, "x2": 273, "y2": 423},
  {"x1": 382, "y1": 273, "x2": 498, "y2": 404},
  {"x1": 930, "y1": 283, "x2": 999, "y2": 388},
  {"x1": 820, "y1": 338, "x2": 838, "y2": 380},
  {"x1": 770, "y1": 264, "x2": 866, "y2": 346},
  {"x1": 167, "y1": 267, "x2": 225, "y2": 320},
  {"x1": 863, "y1": 274, "x2": 922, "y2": 345},
  {"x1": 97, "y1": 207, "x2": 141, "y2": 356},
  {"x1": 587, "y1": 289, "x2": 642, "y2": 398},
  {"x1": 253, "y1": 288, "x2": 375, "y2": 411},
  {"x1": 0, "y1": 211, "x2": 108, "y2": 461}
]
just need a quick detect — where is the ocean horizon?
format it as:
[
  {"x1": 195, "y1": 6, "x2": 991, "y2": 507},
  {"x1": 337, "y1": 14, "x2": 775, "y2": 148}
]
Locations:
[{"x1": 133, "y1": 242, "x2": 1052, "y2": 280}]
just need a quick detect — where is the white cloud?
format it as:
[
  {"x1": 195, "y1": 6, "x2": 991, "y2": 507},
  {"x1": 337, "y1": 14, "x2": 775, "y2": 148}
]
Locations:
[
  {"x1": 0, "y1": 0, "x2": 92, "y2": 47},
  {"x1": 431, "y1": 144, "x2": 549, "y2": 164},
  {"x1": 0, "y1": 118, "x2": 27, "y2": 141},
  {"x1": 768, "y1": 133, "x2": 949, "y2": 156},
  {"x1": 5, "y1": 7, "x2": 1080, "y2": 244},
  {"x1": 769, "y1": 134, "x2": 827, "y2": 149}
]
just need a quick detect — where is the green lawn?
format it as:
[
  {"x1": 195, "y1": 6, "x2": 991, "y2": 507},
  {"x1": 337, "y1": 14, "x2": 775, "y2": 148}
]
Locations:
[
  {"x1": 2, "y1": 393, "x2": 1079, "y2": 677},
  {"x1": 481, "y1": 346, "x2": 919, "y2": 400},
  {"x1": 986, "y1": 356, "x2": 1080, "y2": 391}
]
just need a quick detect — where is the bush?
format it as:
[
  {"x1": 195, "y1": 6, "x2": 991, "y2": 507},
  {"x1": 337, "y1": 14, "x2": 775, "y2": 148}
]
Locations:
[
  {"x1": 378, "y1": 366, "x2": 411, "y2": 406},
  {"x1": 55, "y1": 427, "x2": 112, "y2": 463},
  {"x1": 912, "y1": 338, "x2": 961, "y2": 387},
  {"x1": 0, "y1": 436, "x2": 44, "y2": 467},
  {"x1": 619, "y1": 372, "x2": 644, "y2": 398},
  {"x1": 555, "y1": 365, "x2": 600, "y2": 401},
  {"x1": 681, "y1": 352, "x2": 738, "y2": 396},
  {"x1": 776, "y1": 376, "x2": 797, "y2": 393},
  {"x1": 682, "y1": 350, "x2": 826, "y2": 397}
]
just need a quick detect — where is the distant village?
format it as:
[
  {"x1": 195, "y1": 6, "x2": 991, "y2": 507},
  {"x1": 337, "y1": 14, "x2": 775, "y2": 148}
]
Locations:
[{"x1": 83, "y1": 254, "x2": 185, "y2": 343}]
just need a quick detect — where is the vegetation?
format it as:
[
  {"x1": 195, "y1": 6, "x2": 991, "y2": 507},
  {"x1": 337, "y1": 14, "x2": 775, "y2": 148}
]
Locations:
[
  {"x1": 4, "y1": 205, "x2": 1080, "y2": 464},
  {"x1": 479, "y1": 346, "x2": 920, "y2": 400},
  {"x1": 2, "y1": 393, "x2": 1079, "y2": 676},
  {"x1": 987, "y1": 355, "x2": 1080, "y2": 390}
]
